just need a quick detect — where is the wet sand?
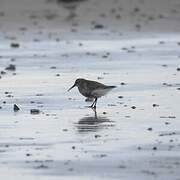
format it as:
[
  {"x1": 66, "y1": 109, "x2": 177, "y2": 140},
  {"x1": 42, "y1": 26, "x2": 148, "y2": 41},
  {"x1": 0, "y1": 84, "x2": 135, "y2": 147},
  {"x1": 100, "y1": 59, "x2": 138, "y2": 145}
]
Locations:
[{"x1": 0, "y1": 0, "x2": 180, "y2": 179}]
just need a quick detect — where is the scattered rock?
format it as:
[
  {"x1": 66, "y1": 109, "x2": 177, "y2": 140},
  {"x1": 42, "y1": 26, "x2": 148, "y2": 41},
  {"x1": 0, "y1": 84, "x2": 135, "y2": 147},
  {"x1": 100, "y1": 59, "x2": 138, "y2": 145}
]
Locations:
[
  {"x1": 159, "y1": 132, "x2": 176, "y2": 136},
  {"x1": 35, "y1": 164, "x2": 49, "y2": 169},
  {"x1": 0, "y1": 11, "x2": 5, "y2": 16},
  {"x1": 159, "y1": 41, "x2": 165, "y2": 44},
  {"x1": 131, "y1": 106, "x2": 136, "y2": 109},
  {"x1": 152, "y1": 146, "x2": 157, "y2": 150},
  {"x1": 68, "y1": 168, "x2": 74, "y2": 171},
  {"x1": 26, "y1": 153, "x2": 32, "y2": 157},
  {"x1": 99, "y1": 154, "x2": 107, "y2": 158},
  {"x1": 118, "y1": 165, "x2": 127, "y2": 169},
  {"x1": 147, "y1": 127, "x2": 153, "y2": 131},
  {"x1": 6, "y1": 94, "x2": 13, "y2": 98},
  {"x1": 4, "y1": 91, "x2": 12, "y2": 94},
  {"x1": 14, "y1": 104, "x2": 20, "y2": 112},
  {"x1": 120, "y1": 82, "x2": 126, "y2": 85},
  {"x1": 50, "y1": 66, "x2": 56, "y2": 69},
  {"x1": 95, "y1": 134, "x2": 101, "y2": 138},
  {"x1": 5, "y1": 64, "x2": 16, "y2": 71},
  {"x1": 30, "y1": 109, "x2": 40, "y2": 115},
  {"x1": 134, "y1": 7, "x2": 140, "y2": 12},
  {"x1": 36, "y1": 93, "x2": 44, "y2": 96},
  {"x1": 152, "y1": 104, "x2": 159, "y2": 107},
  {"x1": 135, "y1": 24, "x2": 141, "y2": 30},
  {"x1": 94, "y1": 24, "x2": 104, "y2": 29},
  {"x1": 10, "y1": 43, "x2": 20, "y2": 48},
  {"x1": 1, "y1": 71, "x2": 6, "y2": 75},
  {"x1": 160, "y1": 116, "x2": 176, "y2": 119},
  {"x1": 118, "y1": 96, "x2": 123, "y2": 98}
]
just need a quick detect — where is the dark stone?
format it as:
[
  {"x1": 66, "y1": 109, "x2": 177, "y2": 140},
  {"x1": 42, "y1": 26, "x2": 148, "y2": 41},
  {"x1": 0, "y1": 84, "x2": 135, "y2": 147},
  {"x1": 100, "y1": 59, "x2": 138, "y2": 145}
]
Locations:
[
  {"x1": 120, "y1": 82, "x2": 126, "y2": 85},
  {"x1": 26, "y1": 153, "x2": 32, "y2": 156},
  {"x1": 14, "y1": 104, "x2": 20, "y2": 112},
  {"x1": 95, "y1": 134, "x2": 101, "y2": 138},
  {"x1": 118, "y1": 96, "x2": 123, "y2": 98},
  {"x1": 147, "y1": 127, "x2": 153, "y2": 131},
  {"x1": 1, "y1": 71, "x2": 6, "y2": 75},
  {"x1": 131, "y1": 106, "x2": 136, "y2": 109},
  {"x1": 94, "y1": 24, "x2": 104, "y2": 29},
  {"x1": 30, "y1": 109, "x2": 40, "y2": 114},
  {"x1": 10, "y1": 43, "x2": 20, "y2": 48},
  {"x1": 5, "y1": 64, "x2": 16, "y2": 71}
]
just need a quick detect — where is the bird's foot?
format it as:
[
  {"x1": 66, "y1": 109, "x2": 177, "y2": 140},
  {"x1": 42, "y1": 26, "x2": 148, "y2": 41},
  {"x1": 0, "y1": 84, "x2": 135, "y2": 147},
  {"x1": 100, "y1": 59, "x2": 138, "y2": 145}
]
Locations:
[
  {"x1": 86, "y1": 104, "x2": 96, "y2": 109},
  {"x1": 90, "y1": 105, "x2": 96, "y2": 110}
]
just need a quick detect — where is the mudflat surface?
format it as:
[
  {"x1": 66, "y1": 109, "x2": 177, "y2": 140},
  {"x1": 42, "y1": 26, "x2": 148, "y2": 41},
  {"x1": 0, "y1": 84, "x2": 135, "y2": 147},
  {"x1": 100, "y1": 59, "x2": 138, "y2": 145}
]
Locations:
[{"x1": 0, "y1": 0, "x2": 180, "y2": 179}]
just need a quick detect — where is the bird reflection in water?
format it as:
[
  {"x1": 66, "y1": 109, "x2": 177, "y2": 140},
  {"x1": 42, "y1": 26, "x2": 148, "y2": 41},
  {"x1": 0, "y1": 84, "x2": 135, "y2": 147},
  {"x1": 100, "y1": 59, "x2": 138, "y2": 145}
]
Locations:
[
  {"x1": 75, "y1": 110, "x2": 114, "y2": 134},
  {"x1": 56, "y1": 0, "x2": 87, "y2": 20}
]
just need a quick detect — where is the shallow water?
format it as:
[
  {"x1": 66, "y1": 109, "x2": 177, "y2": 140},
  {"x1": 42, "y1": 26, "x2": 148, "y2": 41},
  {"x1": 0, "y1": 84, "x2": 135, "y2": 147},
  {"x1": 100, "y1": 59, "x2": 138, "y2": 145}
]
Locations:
[
  {"x1": 0, "y1": 35, "x2": 180, "y2": 180},
  {"x1": 1, "y1": 0, "x2": 180, "y2": 179}
]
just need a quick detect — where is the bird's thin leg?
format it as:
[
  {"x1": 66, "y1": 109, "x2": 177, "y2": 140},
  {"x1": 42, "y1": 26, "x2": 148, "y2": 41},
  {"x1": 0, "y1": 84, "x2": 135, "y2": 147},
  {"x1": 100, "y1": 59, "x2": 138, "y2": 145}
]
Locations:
[
  {"x1": 90, "y1": 99, "x2": 96, "y2": 108},
  {"x1": 93, "y1": 98, "x2": 98, "y2": 109}
]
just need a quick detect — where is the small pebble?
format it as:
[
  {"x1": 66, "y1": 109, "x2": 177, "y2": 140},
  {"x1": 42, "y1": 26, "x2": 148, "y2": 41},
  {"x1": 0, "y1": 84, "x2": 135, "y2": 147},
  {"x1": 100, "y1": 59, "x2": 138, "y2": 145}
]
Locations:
[
  {"x1": 1, "y1": 71, "x2": 6, "y2": 75},
  {"x1": 95, "y1": 134, "x2": 101, "y2": 138},
  {"x1": 10, "y1": 43, "x2": 20, "y2": 48},
  {"x1": 50, "y1": 66, "x2": 56, "y2": 69},
  {"x1": 30, "y1": 109, "x2": 40, "y2": 115},
  {"x1": 94, "y1": 24, "x2": 104, "y2": 29},
  {"x1": 26, "y1": 153, "x2": 32, "y2": 157},
  {"x1": 14, "y1": 104, "x2": 20, "y2": 112},
  {"x1": 5, "y1": 64, "x2": 16, "y2": 71},
  {"x1": 147, "y1": 127, "x2": 153, "y2": 131},
  {"x1": 118, "y1": 96, "x2": 123, "y2": 98}
]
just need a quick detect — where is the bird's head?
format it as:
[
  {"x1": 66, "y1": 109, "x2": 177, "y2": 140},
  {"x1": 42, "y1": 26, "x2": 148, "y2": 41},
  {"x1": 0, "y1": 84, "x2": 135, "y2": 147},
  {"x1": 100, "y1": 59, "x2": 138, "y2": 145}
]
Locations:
[{"x1": 68, "y1": 78, "x2": 84, "y2": 91}]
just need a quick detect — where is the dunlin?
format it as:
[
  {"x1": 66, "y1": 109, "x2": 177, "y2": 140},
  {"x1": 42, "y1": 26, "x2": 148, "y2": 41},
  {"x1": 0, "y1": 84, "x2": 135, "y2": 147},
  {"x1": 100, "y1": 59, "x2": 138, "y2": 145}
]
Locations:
[{"x1": 68, "y1": 78, "x2": 116, "y2": 109}]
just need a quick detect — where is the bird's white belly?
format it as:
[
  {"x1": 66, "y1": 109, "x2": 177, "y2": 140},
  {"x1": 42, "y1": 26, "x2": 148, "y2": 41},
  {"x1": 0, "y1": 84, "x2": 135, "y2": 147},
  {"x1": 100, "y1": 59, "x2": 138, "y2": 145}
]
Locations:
[{"x1": 92, "y1": 88, "x2": 111, "y2": 98}]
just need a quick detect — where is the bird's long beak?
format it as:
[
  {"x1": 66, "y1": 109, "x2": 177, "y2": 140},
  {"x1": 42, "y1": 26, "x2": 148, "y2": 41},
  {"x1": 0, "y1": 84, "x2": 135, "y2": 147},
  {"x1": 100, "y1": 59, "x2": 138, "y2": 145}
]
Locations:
[{"x1": 68, "y1": 84, "x2": 76, "y2": 91}]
